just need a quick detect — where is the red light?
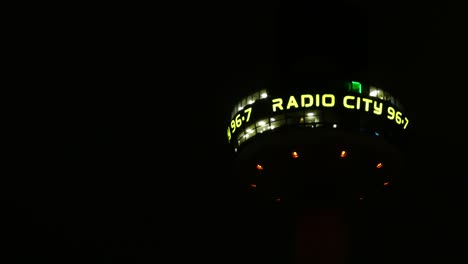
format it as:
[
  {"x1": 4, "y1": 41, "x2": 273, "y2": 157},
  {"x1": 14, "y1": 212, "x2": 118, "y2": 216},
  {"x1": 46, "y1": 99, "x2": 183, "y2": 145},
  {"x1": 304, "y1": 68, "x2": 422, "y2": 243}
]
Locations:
[
  {"x1": 376, "y1": 162, "x2": 383, "y2": 169},
  {"x1": 340, "y1": 150, "x2": 347, "y2": 158},
  {"x1": 256, "y1": 164, "x2": 263, "y2": 171},
  {"x1": 249, "y1": 184, "x2": 257, "y2": 188},
  {"x1": 291, "y1": 151, "x2": 299, "y2": 158},
  {"x1": 383, "y1": 181, "x2": 390, "y2": 186}
]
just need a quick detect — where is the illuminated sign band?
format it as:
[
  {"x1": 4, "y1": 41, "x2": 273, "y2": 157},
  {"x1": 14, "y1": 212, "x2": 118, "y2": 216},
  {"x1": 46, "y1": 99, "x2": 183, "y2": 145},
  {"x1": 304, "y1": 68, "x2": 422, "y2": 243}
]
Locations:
[
  {"x1": 271, "y1": 94, "x2": 409, "y2": 129},
  {"x1": 226, "y1": 83, "x2": 409, "y2": 147}
]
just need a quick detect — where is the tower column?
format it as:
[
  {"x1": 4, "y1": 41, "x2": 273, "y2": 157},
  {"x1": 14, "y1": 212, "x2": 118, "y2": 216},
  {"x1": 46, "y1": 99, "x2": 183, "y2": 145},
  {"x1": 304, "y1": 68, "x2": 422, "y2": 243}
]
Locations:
[{"x1": 293, "y1": 208, "x2": 349, "y2": 264}]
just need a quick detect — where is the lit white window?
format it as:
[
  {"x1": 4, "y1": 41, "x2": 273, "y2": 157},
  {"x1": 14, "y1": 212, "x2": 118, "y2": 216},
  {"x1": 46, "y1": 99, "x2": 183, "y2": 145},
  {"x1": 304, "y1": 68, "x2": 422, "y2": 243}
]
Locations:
[{"x1": 369, "y1": 86, "x2": 379, "y2": 97}]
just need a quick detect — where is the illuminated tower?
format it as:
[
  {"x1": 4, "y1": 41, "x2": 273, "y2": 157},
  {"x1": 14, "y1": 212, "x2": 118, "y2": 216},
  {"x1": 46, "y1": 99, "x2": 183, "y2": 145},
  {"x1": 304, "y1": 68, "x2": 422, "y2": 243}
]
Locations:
[{"x1": 225, "y1": 79, "x2": 411, "y2": 263}]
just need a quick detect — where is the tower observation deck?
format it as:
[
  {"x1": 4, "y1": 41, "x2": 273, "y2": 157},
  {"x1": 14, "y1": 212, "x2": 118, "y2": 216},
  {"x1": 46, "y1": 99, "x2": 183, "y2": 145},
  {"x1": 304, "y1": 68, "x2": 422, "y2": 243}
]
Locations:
[{"x1": 225, "y1": 78, "x2": 411, "y2": 263}]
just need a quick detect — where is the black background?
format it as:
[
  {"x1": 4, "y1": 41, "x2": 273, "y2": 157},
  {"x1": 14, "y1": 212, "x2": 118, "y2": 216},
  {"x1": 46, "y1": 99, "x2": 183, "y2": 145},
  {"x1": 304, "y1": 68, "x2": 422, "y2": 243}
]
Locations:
[{"x1": 3, "y1": 1, "x2": 467, "y2": 263}]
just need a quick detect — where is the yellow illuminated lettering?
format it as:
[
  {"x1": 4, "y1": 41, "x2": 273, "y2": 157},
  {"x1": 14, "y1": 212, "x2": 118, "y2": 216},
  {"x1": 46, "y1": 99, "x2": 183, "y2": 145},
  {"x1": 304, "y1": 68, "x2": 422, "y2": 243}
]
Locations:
[
  {"x1": 287, "y1": 96, "x2": 299, "y2": 110},
  {"x1": 343, "y1": 96, "x2": 355, "y2": 109},
  {"x1": 301, "y1": 94, "x2": 314, "y2": 107},
  {"x1": 395, "y1": 111, "x2": 402, "y2": 124},
  {"x1": 227, "y1": 91, "x2": 411, "y2": 143},
  {"x1": 244, "y1": 107, "x2": 252, "y2": 122},
  {"x1": 231, "y1": 120, "x2": 236, "y2": 133},
  {"x1": 362, "y1": 98, "x2": 372, "y2": 112},
  {"x1": 356, "y1": 97, "x2": 361, "y2": 110},
  {"x1": 387, "y1": 106, "x2": 395, "y2": 120},
  {"x1": 272, "y1": 98, "x2": 283, "y2": 112},
  {"x1": 235, "y1": 114, "x2": 242, "y2": 127},
  {"x1": 373, "y1": 101, "x2": 383, "y2": 115},
  {"x1": 322, "y1": 94, "x2": 335, "y2": 107}
]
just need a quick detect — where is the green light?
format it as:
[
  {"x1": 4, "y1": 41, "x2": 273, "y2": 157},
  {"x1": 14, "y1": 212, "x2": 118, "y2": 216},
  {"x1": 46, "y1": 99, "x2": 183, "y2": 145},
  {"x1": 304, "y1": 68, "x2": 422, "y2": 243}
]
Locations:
[{"x1": 351, "y1": 81, "x2": 362, "y2": 94}]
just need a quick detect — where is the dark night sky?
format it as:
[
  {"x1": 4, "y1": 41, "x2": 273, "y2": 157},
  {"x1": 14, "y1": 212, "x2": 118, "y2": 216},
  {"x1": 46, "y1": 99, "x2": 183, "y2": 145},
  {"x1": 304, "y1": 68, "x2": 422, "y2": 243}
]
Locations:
[{"x1": 3, "y1": 1, "x2": 467, "y2": 263}]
